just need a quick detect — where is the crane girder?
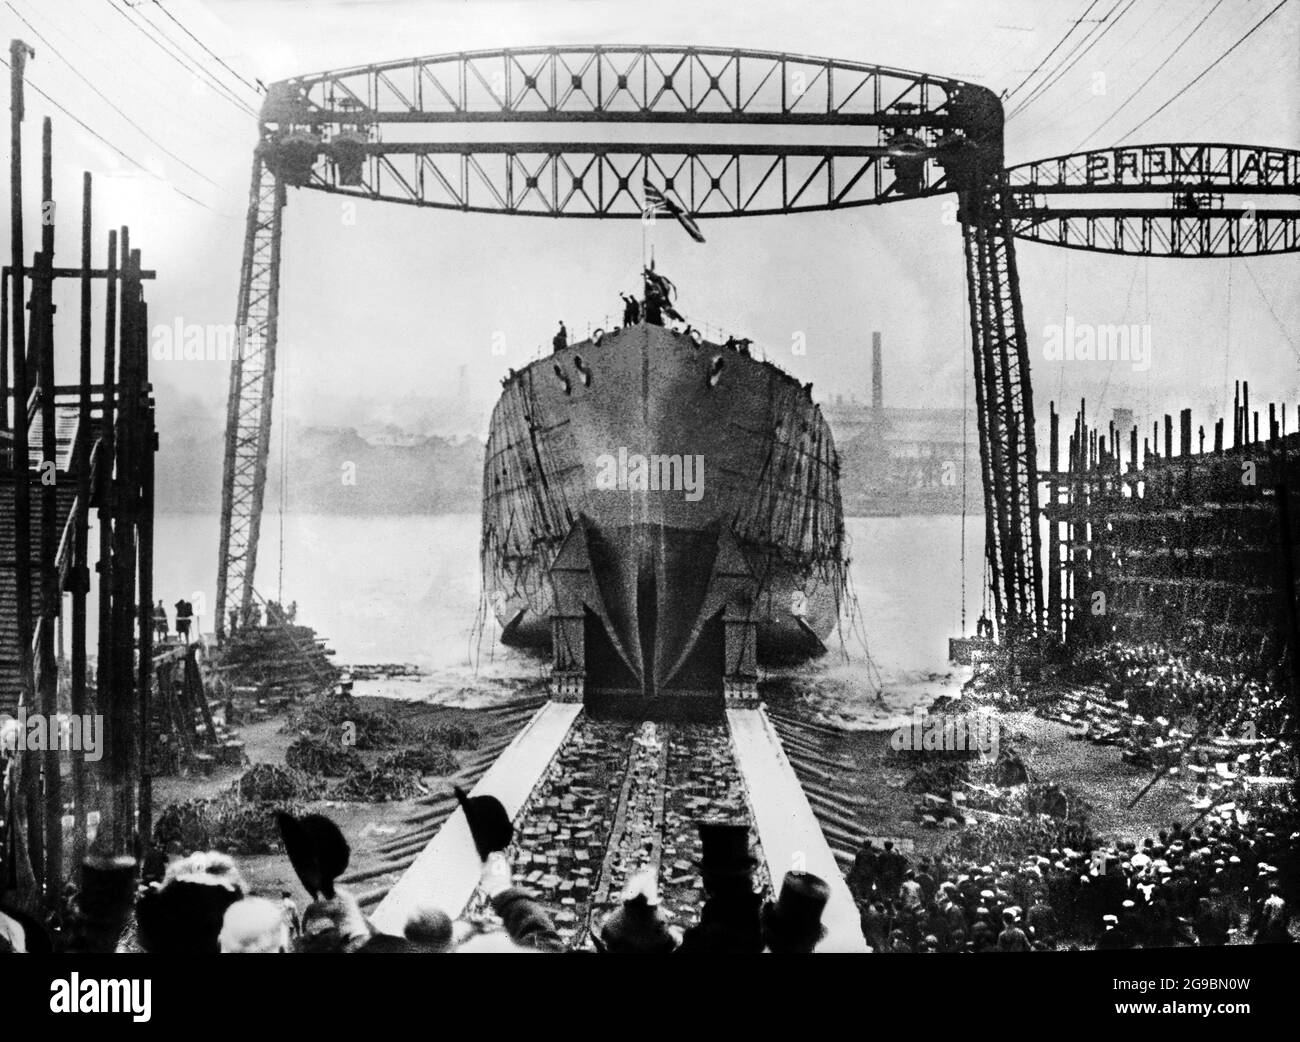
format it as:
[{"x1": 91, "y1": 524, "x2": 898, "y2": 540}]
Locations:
[
  {"x1": 216, "y1": 46, "x2": 1299, "y2": 651},
  {"x1": 1005, "y1": 143, "x2": 1300, "y2": 193},
  {"x1": 1003, "y1": 143, "x2": 1300, "y2": 256},
  {"x1": 255, "y1": 46, "x2": 1006, "y2": 214},
  {"x1": 269, "y1": 46, "x2": 976, "y2": 127},
  {"x1": 1007, "y1": 209, "x2": 1299, "y2": 257},
  {"x1": 218, "y1": 48, "x2": 1014, "y2": 634},
  {"x1": 289, "y1": 143, "x2": 956, "y2": 216}
]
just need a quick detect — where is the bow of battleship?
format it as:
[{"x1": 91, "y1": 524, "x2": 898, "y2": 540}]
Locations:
[{"x1": 481, "y1": 320, "x2": 846, "y2": 716}]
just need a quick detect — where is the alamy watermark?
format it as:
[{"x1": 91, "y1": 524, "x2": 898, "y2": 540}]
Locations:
[
  {"x1": 593, "y1": 448, "x2": 705, "y2": 502},
  {"x1": 0, "y1": 709, "x2": 104, "y2": 762},
  {"x1": 890, "y1": 706, "x2": 1000, "y2": 757},
  {"x1": 151, "y1": 320, "x2": 263, "y2": 362},
  {"x1": 50, "y1": 974, "x2": 150, "y2": 1021},
  {"x1": 1042, "y1": 318, "x2": 1151, "y2": 373}
]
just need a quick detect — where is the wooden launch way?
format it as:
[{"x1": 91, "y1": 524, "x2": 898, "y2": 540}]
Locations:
[{"x1": 372, "y1": 702, "x2": 867, "y2": 951}]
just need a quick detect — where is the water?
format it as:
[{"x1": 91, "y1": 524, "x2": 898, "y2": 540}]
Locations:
[{"x1": 148, "y1": 513, "x2": 982, "y2": 727}]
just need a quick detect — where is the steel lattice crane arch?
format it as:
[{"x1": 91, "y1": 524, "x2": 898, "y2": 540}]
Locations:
[{"x1": 214, "y1": 45, "x2": 1300, "y2": 644}]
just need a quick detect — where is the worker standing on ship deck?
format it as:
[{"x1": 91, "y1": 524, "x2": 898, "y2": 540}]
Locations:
[
  {"x1": 643, "y1": 267, "x2": 681, "y2": 326},
  {"x1": 174, "y1": 598, "x2": 193, "y2": 643},
  {"x1": 552, "y1": 321, "x2": 567, "y2": 351},
  {"x1": 153, "y1": 600, "x2": 169, "y2": 641}
]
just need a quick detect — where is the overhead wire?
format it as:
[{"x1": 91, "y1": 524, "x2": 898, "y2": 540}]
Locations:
[
  {"x1": 0, "y1": 53, "x2": 235, "y2": 216},
  {"x1": 148, "y1": 0, "x2": 263, "y2": 95},
  {"x1": 5, "y1": 1, "x2": 221, "y2": 189},
  {"x1": 1004, "y1": 0, "x2": 1102, "y2": 101},
  {"x1": 1114, "y1": 0, "x2": 1291, "y2": 143},
  {"x1": 12, "y1": 0, "x2": 251, "y2": 148},
  {"x1": 1017, "y1": 0, "x2": 1166, "y2": 133},
  {"x1": 103, "y1": 0, "x2": 258, "y2": 117},
  {"x1": 1181, "y1": 8, "x2": 1300, "y2": 137},
  {"x1": 1008, "y1": 0, "x2": 1136, "y2": 121},
  {"x1": 1074, "y1": 0, "x2": 1228, "y2": 149}
]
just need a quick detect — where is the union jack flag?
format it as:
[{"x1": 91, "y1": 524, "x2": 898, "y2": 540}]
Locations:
[{"x1": 643, "y1": 177, "x2": 706, "y2": 243}]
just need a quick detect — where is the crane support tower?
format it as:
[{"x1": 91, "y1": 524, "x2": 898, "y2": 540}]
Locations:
[{"x1": 215, "y1": 46, "x2": 1300, "y2": 644}]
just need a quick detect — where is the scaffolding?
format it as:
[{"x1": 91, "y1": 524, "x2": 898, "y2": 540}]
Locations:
[
  {"x1": 1, "y1": 45, "x2": 157, "y2": 906},
  {"x1": 1041, "y1": 387, "x2": 1299, "y2": 687}
]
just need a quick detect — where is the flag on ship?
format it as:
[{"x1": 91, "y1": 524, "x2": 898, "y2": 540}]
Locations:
[
  {"x1": 643, "y1": 262, "x2": 683, "y2": 323},
  {"x1": 643, "y1": 177, "x2": 706, "y2": 243}
]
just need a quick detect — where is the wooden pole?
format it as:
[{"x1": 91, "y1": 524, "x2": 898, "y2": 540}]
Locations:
[
  {"x1": 1048, "y1": 403, "x2": 1060, "y2": 641},
  {"x1": 94, "y1": 229, "x2": 117, "y2": 846},
  {"x1": 71, "y1": 171, "x2": 92, "y2": 869},
  {"x1": 37, "y1": 116, "x2": 61, "y2": 896},
  {"x1": 10, "y1": 40, "x2": 35, "y2": 748},
  {"x1": 1, "y1": 265, "x2": 7, "y2": 431},
  {"x1": 136, "y1": 274, "x2": 154, "y2": 851},
  {"x1": 109, "y1": 226, "x2": 136, "y2": 853},
  {"x1": 186, "y1": 649, "x2": 218, "y2": 744}
]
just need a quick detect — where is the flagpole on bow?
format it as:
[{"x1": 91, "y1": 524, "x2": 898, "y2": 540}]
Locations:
[{"x1": 640, "y1": 187, "x2": 652, "y2": 306}]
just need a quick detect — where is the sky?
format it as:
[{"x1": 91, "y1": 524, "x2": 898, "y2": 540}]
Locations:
[{"x1": 0, "y1": 0, "x2": 1297, "y2": 449}]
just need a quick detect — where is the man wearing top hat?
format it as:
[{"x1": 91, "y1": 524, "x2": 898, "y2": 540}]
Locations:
[
  {"x1": 761, "y1": 872, "x2": 830, "y2": 953},
  {"x1": 678, "y1": 823, "x2": 763, "y2": 954}
]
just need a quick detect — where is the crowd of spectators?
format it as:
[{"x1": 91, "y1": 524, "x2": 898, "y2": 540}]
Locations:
[
  {"x1": 0, "y1": 810, "x2": 836, "y2": 954},
  {"x1": 846, "y1": 811, "x2": 1295, "y2": 952}
]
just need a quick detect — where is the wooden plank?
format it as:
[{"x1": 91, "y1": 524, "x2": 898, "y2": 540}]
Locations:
[
  {"x1": 369, "y1": 702, "x2": 580, "y2": 935},
  {"x1": 728, "y1": 707, "x2": 867, "y2": 952}
]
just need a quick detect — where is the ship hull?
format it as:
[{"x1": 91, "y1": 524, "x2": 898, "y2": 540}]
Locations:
[
  {"x1": 481, "y1": 323, "x2": 845, "y2": 706},
  {"x1": 492, "y1": 538, "x2": 841, "y2": 662}
]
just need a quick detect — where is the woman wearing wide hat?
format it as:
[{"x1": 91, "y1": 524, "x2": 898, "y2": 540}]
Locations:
[
  {"x1": 594, "y1": 871, "x2": 680, "y2": 954},
  {"x1": 135, "y1": 851, "x2": 247, "y2": 954}
]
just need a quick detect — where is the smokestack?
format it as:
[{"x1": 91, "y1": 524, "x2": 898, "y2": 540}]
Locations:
[{"x1": 871, "y1": 331, "x2": 882, "y2": 409}]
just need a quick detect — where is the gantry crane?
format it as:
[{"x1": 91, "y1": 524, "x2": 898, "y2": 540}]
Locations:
[{"x1": 215, "y1": 46, "x2": 1300, "y2": 643}]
